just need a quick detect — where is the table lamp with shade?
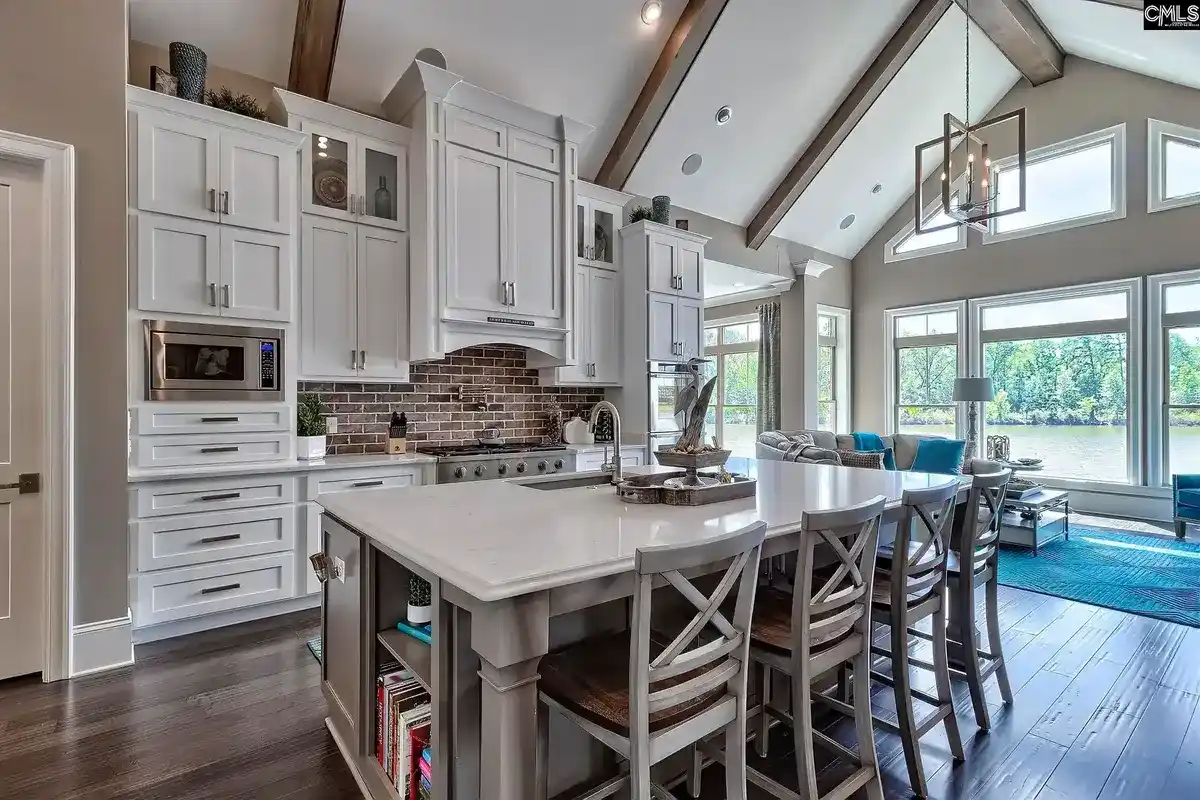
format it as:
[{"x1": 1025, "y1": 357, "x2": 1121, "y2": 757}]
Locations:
[{"x1": 954, "y1": 376, "x2": 994, "y2": 460}]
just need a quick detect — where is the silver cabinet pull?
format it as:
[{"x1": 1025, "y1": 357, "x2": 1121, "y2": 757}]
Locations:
[
  {"x1": 200, "y1": 582, "x2": 241, "y2": 595},
  {"x1": 199, "y1": 533, "x2": 242, "y2": 544},
  {"x1": 510, "y1": 281, "x2": 516, "y2": 307},
  {"x1": 361, "y1": 195, "x2": 367, "y2": 215},
  {"x1": 221, "y1": 284, "x2": 231, "y2": 308},
  {"x1": 352, "y1": 480, "x2": 384, "y2": 488},
  {"x1": 200, "y1": 446, "x2": 240, "y2": 454},
  {"x1": 200, "y1": 416, "x2": 240, "y2": 423},
  {"x1": 359, "y1": 350, "x2": 366, "y2": 369},
  {"x1": 500, "y1": 282, "x2": 508, "y2": 306},
  {"x1": 351, "y1": 349, "x2": 358, "y2": 369},
  {"x1": 198, "y1": 492, "x2": 242, "y2": 502},
  {"x1": 208, "y1": 188, "x2": 217, "y2": 212},
  {"x1": 220, "y1": 190, "x2": 230, "y2": 215},
  {"x1": 347, "y1": 193, "x2": 356, "y2": 214},
  {"x1": 208, "y1": 282, "x2": 218, "y2": 307}
]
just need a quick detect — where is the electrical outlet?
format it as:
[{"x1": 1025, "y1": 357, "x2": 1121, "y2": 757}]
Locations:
[
  {"x1": 332, "y1": 556, "x2": 346, "y2": 583},
  {"x1": 324, "y1": 415, "x2": 338, "y2": 434}
]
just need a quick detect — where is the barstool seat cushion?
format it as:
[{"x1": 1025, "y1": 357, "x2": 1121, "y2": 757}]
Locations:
[
  {"x1": 539, "y1": 631, "x2": 725, "y2": 736},
  {"x1": 749, "y1": 586, "x2": 857, "y2": 654}
]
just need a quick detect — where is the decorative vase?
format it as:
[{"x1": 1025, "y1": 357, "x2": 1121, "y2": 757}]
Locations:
[
  {"x1": 169, "y1": 42, "x2": 207, "y2": 102},
  {"x1": 651, "y1": 195, "x2": 671, "y2": 224},
  {"x1": 408, "y1": 575, "x2": 432, "y2": 625},
  {"x1": 297, "y1": 434, "x2": 327, "y2": 461},
  {"x1": 374, "y1": 176, "x2": 392, "y2": 220}
]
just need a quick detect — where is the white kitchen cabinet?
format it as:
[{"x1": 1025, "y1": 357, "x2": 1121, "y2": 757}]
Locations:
[
  {"x1": 648, "y1": 293, "x2": 679, "y2": 362},
  {"x1": 218, "y1": 130, "x2": 294, "y2": 234},
  {"x1": 647, "y1": 230, "x2": 703, "y2": 298},
  {"x1": 575, "y1": 446, "x2": 646, "y2": 472},
  {"x1": 220, "y1": 226, "x2": 291, "y2": 322},
  {"x1": 300, "y1": 216, "x2": 410, "y2": 381},
  {"x1": 589, "y1": 269, "x2": 620, "y2": 383},
  {"x1": 508, "y1": 162, "x2": 561, "y2": 320},
  {"x1": 576, "y1": 194, "x2": 622, "y2": 269},
  {"x1": 297, "y1": 119, "x2": 408, "y2": 232},
  {"x1": 677, "y1": 240, "x2": 704, "y2": 297},
  {"x1": 135, "y1": 111, "x2": 220, "y2": 223},
  {"x1": 136, "y1": 214, "x2": 221, "y2": 317},
  {"x1": 446, "y1": 144, "x2": 509, "y2": 314},
  {"x1": 678, "y1": 296, "x2": 704, "y2": 360}
]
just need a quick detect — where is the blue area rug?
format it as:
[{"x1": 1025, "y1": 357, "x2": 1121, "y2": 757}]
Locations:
[
  {"x1": 997, "y1": 525, "x2": 1200, "y2": 628},
  {"x1": 306, "y1": 636, "x2": 322, "y2": 664}
]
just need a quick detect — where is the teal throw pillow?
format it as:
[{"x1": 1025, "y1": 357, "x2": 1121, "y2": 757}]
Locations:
[{"x1": 910, "y1": 438, "x2": 966, "y2": 475}]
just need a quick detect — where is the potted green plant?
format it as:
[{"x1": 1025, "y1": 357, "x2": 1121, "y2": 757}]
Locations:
[{"x1": 297, "y1": 393, "x2": 327, "y2": 460}]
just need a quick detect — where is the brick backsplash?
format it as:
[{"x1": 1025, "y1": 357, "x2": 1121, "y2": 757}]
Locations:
[{"x1": 298, "y1": 346, "x2": 605, "y2": 455}]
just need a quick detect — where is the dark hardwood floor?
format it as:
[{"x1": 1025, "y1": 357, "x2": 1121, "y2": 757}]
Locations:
[{"x1": 0, "y1": 587, "x2": 1196, "y2": 799}]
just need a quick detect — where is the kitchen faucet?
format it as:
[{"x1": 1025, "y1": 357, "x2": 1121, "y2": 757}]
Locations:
[{"x1": 588, "y1": 400, "x2": 623, "y2": 485}]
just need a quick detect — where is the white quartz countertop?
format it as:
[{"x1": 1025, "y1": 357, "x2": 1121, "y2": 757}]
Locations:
[
  {"x1": 128, "y1": 452, "x2": 438, "y2": 483},
  {"x1": 316, "y1": 459, "x2": 964, "y2": 603}
]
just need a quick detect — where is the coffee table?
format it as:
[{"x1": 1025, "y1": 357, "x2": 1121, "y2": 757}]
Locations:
[{"x1": 998, "y1": 488, "x2": 1069, "y2": 555}]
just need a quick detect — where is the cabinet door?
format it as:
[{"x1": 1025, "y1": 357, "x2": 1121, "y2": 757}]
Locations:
[
  {"x1": 219, "y1": 227, "x2": 291, "y2": 322},
  {"x1": 677, "y1": 240, "x2": 703, "y2": 298},
  {"x1": 445, "y1": 145, "x2": 508, "y2": 313},
  {"x1": 322, "y1": 516, "x2": 363, "y2": 746},
  {"x1": 508, "y1": 162, "x2": 561, "y2": 320},
  {"x1": 301, "y1": 216, "x2": 358, "y2": 378},
  {"x1": 558, "y1": 265, "x2": 590, "y2": 384},
  {"x1": 136, "y1": 214, "x2": 221, "y2": 316},
  {"x1": 647, "y1": 293, "x2": 679, "y2": 362},
  {"x1": 357, "y1": 135, "x2": 407, "y2": 231},
  {"x1": 590, "y1": 269, "x2": 620, "y2": 383},
  {"x1": 300, "y1": 122, "x2": 358, "y2": 223},
  {"x1": 677, "y1": 296, "x2": 704, "y2": 361},
  {"x1": 575, "y1": 197, "x2": 591, "y2": 263},
  {"x1": 647, "y1": 234, "x2": 677, "y2": 294},
  {"x1": 219, "y1": 131, "x2": 293, "y2": 234},
  {"x1": 356, "y1": 227, "x2": 410, "y2": 380},
  {"x1": 136, "y1": 111, "x2": 220, "y2": 222},
  {"x1": 585, "y1": 199, "x2": 619, "y2": 268},
  {"x1": 303, "y1": 503, "x2": 322, "y2": 596}
]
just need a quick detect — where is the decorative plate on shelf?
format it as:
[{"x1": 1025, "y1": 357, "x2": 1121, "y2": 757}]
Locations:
[{"x1": 313, "y1": 159, "x2": 348, "y2": 210}]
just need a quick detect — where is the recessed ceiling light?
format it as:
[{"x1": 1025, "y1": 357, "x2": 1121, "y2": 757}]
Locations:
[
  {"x1": 839, "y1": 214, "x2": 856, "y2": 230},
  {"x1": 641, "y1": 0, "x2": 663, "y2": 24},
  {"x1": 715, "y1": 106, "x2": 732, "y2": 125},
  {"x1": 872, "y1": 183, "x2": 883, "y2": 194},
  {"x1": 682, "y1": 153, "x2": 703, "y2": 175}
]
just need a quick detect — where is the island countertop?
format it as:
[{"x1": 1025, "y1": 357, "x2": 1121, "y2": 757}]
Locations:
[{"x1": 316, "y1": 460, "x2": 962, "y2": 603}]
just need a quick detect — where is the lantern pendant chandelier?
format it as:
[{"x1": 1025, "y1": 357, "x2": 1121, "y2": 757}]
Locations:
[{"x1": 913, "y1": 0, "x2": 1027, "y2": 235}]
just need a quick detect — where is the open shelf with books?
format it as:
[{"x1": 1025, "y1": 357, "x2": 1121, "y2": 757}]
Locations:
[{"x1": 377, "y1": 628, "x2": 432, "y2": 693}]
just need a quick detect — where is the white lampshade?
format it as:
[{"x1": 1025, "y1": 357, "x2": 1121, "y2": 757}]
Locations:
[{"x1": 954, "y1": 376, "x2": 994, "y2": 402}]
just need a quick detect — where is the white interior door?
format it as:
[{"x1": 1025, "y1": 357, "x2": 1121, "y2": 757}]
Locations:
[
  {"x1": 301, "y1": 216, "x2": 358, "y2": 378},
  {"x1": 219, "y1": 227, "x2": 291, "y2": 322},
  {"x1": 0, "y1": 158, "x2": 46, "y2": 680},
  {"x1": 356, "y1": 227, "x2": 409, "y2": 379},
  {"x1": 219, "y1": 131, "x2": 292, "y2": 234}
]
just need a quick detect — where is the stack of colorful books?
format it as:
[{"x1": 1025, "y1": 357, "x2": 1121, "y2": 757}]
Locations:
[
  {"x1": 376, "y1": 666, "x2": 431, "y2": 798},
  {"x1": 418, "y1": 746, "x2": 432, "y2": 799}
]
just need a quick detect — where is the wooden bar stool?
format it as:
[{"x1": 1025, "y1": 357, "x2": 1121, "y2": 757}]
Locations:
[
  {"x1": 869, "y1": 481, "x2": 965, "y2": 797},
  {"x1": 947, "y1": 469, "x2": 1014, "y2": 731},
  {"x1": 745, "y1": 495, "x2": 888, "y2": 800},
  {"x1": 535, "y1": 521, "x2": 766, "y2": 800}
]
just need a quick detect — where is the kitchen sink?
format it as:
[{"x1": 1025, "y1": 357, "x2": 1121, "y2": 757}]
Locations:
[{"x1": 518, "y1": 472, "x2": 616, "y2": 490}]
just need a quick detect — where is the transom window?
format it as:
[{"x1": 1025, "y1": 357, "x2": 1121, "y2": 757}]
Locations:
[
  {"x1": 985, "y1": 124, "x2": 1126, "y2": 244},
  {"x1": 702, "y1": 318, "x2": 759, "y2": 457},
  {"x1": 884, "y1": 192, "x2": 966, "y2": 263},
  {"x1": 1150, "y1": 119, "x2": 1200, "y2": 214}
]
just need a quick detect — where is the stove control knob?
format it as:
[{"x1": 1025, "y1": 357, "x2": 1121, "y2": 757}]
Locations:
[
  {"x1": 516, "y1": 461, "x2": 527, "y2": 473},
  {"x1": 537, "y1": 460, "x2": 548, "y2": 472},
  {"x1": 498, "y1": 463, "x2": 509, "y2": 476},
  {"x1": 453, "y1": 466, "x2": 466, "y2": 479},
  {"x1": 553, "y1": 459, "x2": 564, "y2": 470},
  {"x1": 474, "y1": 464, "x2": 487, "y2": 477}
]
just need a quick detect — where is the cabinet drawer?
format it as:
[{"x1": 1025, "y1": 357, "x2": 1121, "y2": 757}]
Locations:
[
  {"x1": 446, "y1": 105, "x2": 508, "y2": 156},
  {"x1": 135, "y1": 505, "x2": 297, "y2": 571},
  {"x1": 135, "y1": 553, "x2": 296, "y2": 627},
  {"x1": 133, "y1": 432, "x2": 290, "y2": 468},
  {"x1": 507, "y1": 127, "x2": 560, "y2": 172},
  {"x1": 311, "y1": 470, "x2": 418, "y2": 499},
  {"x1": 133, "y1": 474, "x2": 295, "y2": 518},
  {"x1": 132, "y1": 405, "x2": 290, "y2": 436}
]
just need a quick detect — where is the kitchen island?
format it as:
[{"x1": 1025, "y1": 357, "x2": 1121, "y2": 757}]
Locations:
[{"x1": 316, "y1": 460, "x2": 965, "y2": 800}]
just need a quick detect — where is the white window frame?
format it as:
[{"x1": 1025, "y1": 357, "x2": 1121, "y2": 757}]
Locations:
[
  {"x1": 816, "y1": 305, "x2": 851, "y2": 433},
  {"x1": 884, "y1": 301, "x2": 968, "y2": 437},
  {"x1": 883, "y1": 189, "x2": 967, "y2": 264},
  {"x1": 704, "y1": 315, "x2": 759, "y2": 452},
  {"x1": 983, "y1": 123, "x2": 1127, "y2": 246},
  {"x1": 1147, "y1": 269, "x2": 1200, "y2": 487},
  {"x1": 1148, "y1": 118, "x2": 1200, "y2": 214},
  {"x1": 968, "y1": 278, "x2": 1143, "y2": 489}
]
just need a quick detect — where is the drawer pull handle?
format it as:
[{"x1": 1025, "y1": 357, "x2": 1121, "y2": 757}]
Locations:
[
  {"x1": 352, "y1": 480, "x2": 385, "y2": 488},
  {"x1": 200, "y1": 446, "x2": 240, "y2": 454},
  {"x1": 200, "y1": 582, "x2": 241, "y2": 595},
  {"x1": 200, "y1": 416, "x2": 241, "y2": 423},
  {"x1": 198, "y1": 492, "x2": 242, "y2": 502},
  {"x1": 199, "y1": 533, "x2": 242, "y2": 544}
]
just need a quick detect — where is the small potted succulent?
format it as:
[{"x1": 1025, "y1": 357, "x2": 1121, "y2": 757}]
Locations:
[{"x1": 296, "y1": 393, "x2": 327, "y2": 460}]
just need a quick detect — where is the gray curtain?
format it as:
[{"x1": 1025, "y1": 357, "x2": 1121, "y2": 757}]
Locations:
[{"x1": 757, "y1": 301, "x2": 782, "y2": 433}]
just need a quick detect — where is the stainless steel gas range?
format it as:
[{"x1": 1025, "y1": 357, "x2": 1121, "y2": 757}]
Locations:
[{"x1": 416, "y1": 443, "x2": 576, "y2": 483}]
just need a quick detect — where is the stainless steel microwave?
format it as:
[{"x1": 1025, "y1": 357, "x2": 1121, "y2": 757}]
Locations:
[{"x1": 145, "y1": 320, "x2": 283, "y2": 401}]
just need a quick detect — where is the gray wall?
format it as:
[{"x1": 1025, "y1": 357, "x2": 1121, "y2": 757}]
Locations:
[
  {"x1": 852, "y1": 57, "x2": 1200, "y2": 431},
  {"x1": 0, "y1": 1, "x2": 130, "y2": 624}
]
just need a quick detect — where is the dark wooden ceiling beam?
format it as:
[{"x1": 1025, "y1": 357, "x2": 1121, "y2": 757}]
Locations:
[
  {"x1": 594, "y1": 0, "x2": 731, "y2": 190},
  {"x1": 955, "y1": 0, "x2": 1064, "y2": 86},
  {"x1": 288, "y1": 0, "x2": 347, "y2": 101},
  {"x1": 746, "y1": 0, "x2": 952, "y2": 249}
]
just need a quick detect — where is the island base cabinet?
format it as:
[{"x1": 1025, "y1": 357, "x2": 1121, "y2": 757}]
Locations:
[{"x1": 321, "y1": 515, "x2": 364, "y2": 750}]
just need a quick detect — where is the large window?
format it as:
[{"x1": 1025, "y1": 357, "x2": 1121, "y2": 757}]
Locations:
[
  {"x1": 1149, "y1": 119, "x2": 1200, "y2": 214},
  {"x1": 886, "y1": 304, "x2": 965, "y2": 438},
  {"x1": 703, "y1": 319, "x2": 759, "y2": 457},
  {"x1": 817, "y1": 306, "x2": 851, "y2": 433},
  {"x1": 984, "y1": 124, "x2": 1126, "y2": 245},
  {"x1": 1149, "y1": 272, "x2": 1200, "y2": 484},
  {"x1": 972, "y1": 281, "x2": 1140, "y2": 485},
  {"x1": 884, "y1": 193, "x2": 966, "y2": 263}
]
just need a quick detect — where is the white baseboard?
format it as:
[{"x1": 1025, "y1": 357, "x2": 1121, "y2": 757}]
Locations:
[
  {"x1": 72, "y1": 614, "x2": 134, "y2": 677},
  {"x1": 132, "y1": 594, "x2": 320, "y2": 644}
]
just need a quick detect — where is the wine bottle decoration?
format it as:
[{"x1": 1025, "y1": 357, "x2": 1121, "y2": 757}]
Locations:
[
  {"x1": 408, "y1": 575, "x2": 432, "y2": 625},
  {"x1": 375, "y1": 176, "x2": 392, "y2": 220}
]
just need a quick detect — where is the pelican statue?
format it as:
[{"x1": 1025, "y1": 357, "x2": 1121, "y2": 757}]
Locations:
[{"x1": 674, "y1": 357, "x2": 709, "y2": 428}]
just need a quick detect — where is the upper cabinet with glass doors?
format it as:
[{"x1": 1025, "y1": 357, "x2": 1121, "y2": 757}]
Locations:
[{"x1": 575, "y1": 181, "x2": 628, "y2": 269}]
